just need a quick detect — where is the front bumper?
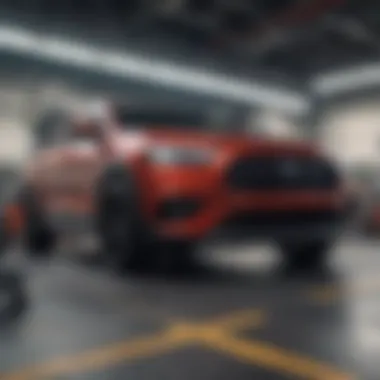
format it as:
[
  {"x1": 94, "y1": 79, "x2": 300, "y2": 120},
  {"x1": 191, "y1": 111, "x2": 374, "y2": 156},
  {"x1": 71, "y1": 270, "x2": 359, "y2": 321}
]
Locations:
[
  {"x1": 206, "y1": 216, "x2": 343, "y2": 244},
  {"x1": 147, "y1": 158, "x2": 345, "y2": 242},
  {"x1": 153, "y1": 192, "x2": 346, "y2": 242}
]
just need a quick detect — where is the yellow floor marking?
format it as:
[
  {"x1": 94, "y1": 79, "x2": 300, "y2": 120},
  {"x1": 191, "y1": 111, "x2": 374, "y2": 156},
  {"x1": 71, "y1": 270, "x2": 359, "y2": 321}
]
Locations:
[
  {"x1": 0, "y1": 309, "x2": 353, "y2": 380},
  {"x1": 309, "y1": 275, "x2": 380, "y2": 305},
  {"x1": 203, "y1": 336, "x2": 351, "y2": 380},
  {"x1": 0, "y1": 309, "x2": 264, "y2": 380},
  {"x1": 1, "y1": 330, "x2": 186, "y2": 380},
  {"x1": 197, "y1": 309, "x2": 266, "y2": 331}
]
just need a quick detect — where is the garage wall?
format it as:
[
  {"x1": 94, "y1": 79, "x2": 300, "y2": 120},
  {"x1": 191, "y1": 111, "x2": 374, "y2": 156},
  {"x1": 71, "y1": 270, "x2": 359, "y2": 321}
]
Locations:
[
  {"x1": 0, "y1": 81, "x2": 95, "y2": 166},
  {"x1": 0, "y1": 85, "x2": 33, "y2": 166},
  {"x1": 2, "y1": 76, "x2": 368, "y2": 171},
  {"x1": 0, "y1": 63, "x2": 305, "y2": 168},
  {"x1": 0, "y1": 77, "x2": 253, "y2": 167},
  {"x1": 320, "y1": 100, "x2": 380, "y2": 170},
  {"x1": 253, "y1": 109, "x2": 304, "y2": 139}
]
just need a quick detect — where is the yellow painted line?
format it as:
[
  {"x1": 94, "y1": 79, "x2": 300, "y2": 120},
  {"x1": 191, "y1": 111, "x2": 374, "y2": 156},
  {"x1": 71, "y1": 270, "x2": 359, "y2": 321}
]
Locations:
[
  {"x1": 0, "y1": 330, "x2": 188, "y2": 380},
  {"x1": 202, "y1": 335, "x2": 353, "y2": 380},
  {"x1": 0, "y1": 308, "x2": 354, "y2": 380},
  {"x1": 309, "y1": 275, "x2": 380, "y2": 305},
  {"x1": 196, "y1": 309, "x2": 266, "y2": 331},
  {"x1": 0, "y1": 309, "x2": 265, "y2": 380}
]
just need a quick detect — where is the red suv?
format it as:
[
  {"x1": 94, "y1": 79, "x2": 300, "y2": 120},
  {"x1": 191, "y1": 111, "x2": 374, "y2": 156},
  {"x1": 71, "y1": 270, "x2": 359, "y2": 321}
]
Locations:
[{"x1": 12, "y1": 105, "x2": 345, "y2": 272}]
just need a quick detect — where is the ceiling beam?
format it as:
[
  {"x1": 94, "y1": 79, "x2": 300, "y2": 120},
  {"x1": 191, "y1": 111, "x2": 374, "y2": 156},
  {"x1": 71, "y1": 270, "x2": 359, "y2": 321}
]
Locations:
[{"x1": 0, "y1": 24, "x2": 310, "y2": 115}]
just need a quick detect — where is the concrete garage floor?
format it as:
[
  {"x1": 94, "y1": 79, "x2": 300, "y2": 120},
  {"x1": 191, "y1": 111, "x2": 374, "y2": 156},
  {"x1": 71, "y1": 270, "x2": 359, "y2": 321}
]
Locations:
[{"x1": 1, "y1": 238, "x2": 380, "y2": 380}]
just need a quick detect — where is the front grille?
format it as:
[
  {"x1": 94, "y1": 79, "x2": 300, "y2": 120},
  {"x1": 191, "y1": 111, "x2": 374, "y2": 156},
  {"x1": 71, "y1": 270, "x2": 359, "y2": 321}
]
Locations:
[
  {"x1": 227, "y1": 156, "x2": 339, "y2": 190},
  {"x1": 157, "y1": 197, "x2": 201, "y2": 220},
  {"x1": 222, "y1": 210, "x2": 340, "y2": 230}
]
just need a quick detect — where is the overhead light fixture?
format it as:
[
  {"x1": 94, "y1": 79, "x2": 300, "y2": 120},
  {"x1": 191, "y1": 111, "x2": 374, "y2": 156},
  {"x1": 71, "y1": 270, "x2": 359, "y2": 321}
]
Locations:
[
  {"x1": 0, "y1": 24, "x2": 309, "y2": 114},
  {"x1": 313, "y1": 63, "x2": 380, "y2": 96}
]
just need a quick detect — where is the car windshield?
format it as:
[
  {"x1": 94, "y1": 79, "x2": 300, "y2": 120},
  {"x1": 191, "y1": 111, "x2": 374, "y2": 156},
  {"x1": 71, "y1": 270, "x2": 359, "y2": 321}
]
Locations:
[{"x1": 115, "y1": 107, "x2": 217, "y2": 131}]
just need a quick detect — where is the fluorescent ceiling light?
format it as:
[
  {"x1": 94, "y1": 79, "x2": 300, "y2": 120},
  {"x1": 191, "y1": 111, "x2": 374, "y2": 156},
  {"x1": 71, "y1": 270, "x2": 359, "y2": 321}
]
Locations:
[
  {"x1": 313, "y1": 63, "x2": 380, "y2": 95},
  {"x1": 0, "y1": 25, "x2": 309, "y2": 114}
]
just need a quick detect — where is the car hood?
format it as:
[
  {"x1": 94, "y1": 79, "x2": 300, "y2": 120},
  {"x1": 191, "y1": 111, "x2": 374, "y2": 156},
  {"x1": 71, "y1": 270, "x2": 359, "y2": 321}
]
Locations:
[{"x1": 113, "y1": 129, "x2": 318, "y2": 158}]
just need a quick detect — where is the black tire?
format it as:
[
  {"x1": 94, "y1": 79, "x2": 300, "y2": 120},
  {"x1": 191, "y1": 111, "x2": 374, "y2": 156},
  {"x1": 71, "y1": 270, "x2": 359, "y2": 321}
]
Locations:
[
  {"x1": 20, "y1": 187, "x2": 56, "y2": 258},
  {"x1": 96, "y1": 166, "x2": 197, "y2": 275},
  {"x1": 279, "y1": 240, "x2": 331, "y2": 272},
  {"x1": 96, "y1": 167, "x2": 153, "y2": 273}
]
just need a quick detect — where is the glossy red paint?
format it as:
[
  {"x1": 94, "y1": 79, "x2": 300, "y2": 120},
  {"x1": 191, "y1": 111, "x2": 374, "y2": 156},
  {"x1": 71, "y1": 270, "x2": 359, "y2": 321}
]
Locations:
[{"x1": 25, "y1": 109, "x2": 345, "y2": 240}]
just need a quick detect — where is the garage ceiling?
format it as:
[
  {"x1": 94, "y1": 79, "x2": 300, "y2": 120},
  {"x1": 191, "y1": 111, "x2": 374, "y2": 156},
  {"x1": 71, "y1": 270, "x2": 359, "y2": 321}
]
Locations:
[
  {"x1": 0, "y1": 1, "x2": 379, "y2": 111},
  {"x1": 0, "y1": 0, "x2": 376, "y2": 78}
]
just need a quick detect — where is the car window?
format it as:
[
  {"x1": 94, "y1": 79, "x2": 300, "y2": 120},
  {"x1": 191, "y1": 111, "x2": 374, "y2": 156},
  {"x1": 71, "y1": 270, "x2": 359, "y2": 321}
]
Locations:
[
  {"x1": 114, "y1": 107, "x2": 209, "y2": 130},
  {"x1": 34, "y1": 111, "x2": 71, "y2": 148}
]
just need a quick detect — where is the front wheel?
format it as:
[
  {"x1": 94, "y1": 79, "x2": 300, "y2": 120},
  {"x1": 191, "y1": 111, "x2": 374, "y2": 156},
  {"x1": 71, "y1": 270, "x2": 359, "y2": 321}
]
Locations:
[
  {"x1": 96, "y1": 168, "x2": 153, "y2": 273},
  {"x1": 96, "y1": 167, "x2": 198, "y2": 275},
  {"x1": 97, "y1": 196, "x2": 152, "y2": 273},
  {"x1": 97, "y1": 198, "x2": 197, "y2": 274}
]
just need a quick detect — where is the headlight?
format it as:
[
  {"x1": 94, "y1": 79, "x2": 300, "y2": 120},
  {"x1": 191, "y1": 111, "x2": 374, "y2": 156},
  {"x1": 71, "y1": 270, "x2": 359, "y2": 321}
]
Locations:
[{"x1": 148, "y1": 146, "x2": 213, "y2": 165}]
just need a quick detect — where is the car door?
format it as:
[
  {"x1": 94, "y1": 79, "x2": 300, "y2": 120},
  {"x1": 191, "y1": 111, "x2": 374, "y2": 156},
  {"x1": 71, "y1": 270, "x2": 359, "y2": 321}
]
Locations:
[
  {"x1": 57, "y1": 122, "x2": 105, "y2": 216},
  {"x1": 29, "y1": 114, "x2": 72, "y2": 218},
  {"x1": 37, "y1": 122, "x2": 104, "y2": 233}
]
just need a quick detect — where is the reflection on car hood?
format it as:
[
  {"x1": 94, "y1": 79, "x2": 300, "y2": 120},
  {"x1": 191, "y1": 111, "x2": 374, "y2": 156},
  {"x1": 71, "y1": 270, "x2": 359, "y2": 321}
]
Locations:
[{"x1": 114, "y1": 128, "x2": 317, "y2": 157}]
